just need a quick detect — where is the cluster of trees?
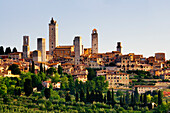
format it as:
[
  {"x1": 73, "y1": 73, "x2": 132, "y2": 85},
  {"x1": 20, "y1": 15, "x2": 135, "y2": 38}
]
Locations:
[{"x1": 0, "y1": 46, "x2": 17, "y2": 55}]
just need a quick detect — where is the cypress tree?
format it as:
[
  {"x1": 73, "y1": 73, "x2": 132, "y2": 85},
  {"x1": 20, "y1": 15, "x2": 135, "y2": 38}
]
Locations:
[
  {"x1": 12, "y1": 47, "x2": 17, "y2": 53},
  {"x1": 134, "y1": 87, "x2": 139, "y2": 102},
  {"x1": 140, "y1": 94, "x2": 143, "y2": 103},
  {"x1": 158, "y1": 90, "x2": 162, "y2": 105},
  {"x1": 144, "y1": 93, "x2": 147, "y2": 106},
  {"x1": 40, "y1": 63, "x2": 43, "y2": 73},
  {"x1": 104, "y1": 95, "x2": 107, "y2": 103},
  {"x1": 44, "y1": 88, "x2": 51, "y2": 99},
  {"x1": 107, "y1": 90, "x2": 111, "y2": 104},
  {"x1": 31, "y1": 61, "x2": 35, "y2": 73},
  {"x1": 86, "y1": 87, "x2": 90, "y2": 103},
  {"x1": 90, "y1": 90, "x2": 95, "y2": 103},
  {"x1": 80, "y1": 89, "x2": 85, "y2": 102},
  {"x1": 111, "y1": 88, "x2": 115, "y2": 106},
  {"x1": 24, "y1": 79, "x2": 33, "y2": 96},
  {"x1": 123, "y1": 95, "x2": 126, "y2": 105},
  {"x1": 76, "y1": 92, "x2": 79, "y2": 102},
  {"x1": 125, "y1": 90, "x2": 130, "y2": 104},
  {"x1": 120, "y1": 96, "x2": 123, "y2": 107},
  {"x1": 131, "y1": 92, "x2": 134, "y2": 107},
  {"x1": 99, "y1": 91, "x2": 103, "y2": 102},
  {"x1": 66, "y1": 92, "x2": 71, "y2": 101}
]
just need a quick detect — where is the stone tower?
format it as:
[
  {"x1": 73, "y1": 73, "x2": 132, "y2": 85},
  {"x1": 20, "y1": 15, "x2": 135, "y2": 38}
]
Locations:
[
  {"x1": 73, "y1": 36, "x2": 82, "y2": 65},
  {"x1": 37, "y1": 38, "x2": 46, "y2": 62},
  {"x1": 91, "y1": 29, "x2": 98, "y2": 54},
  {"x1": 117, "y1": 42, "x2": 122, "y2": 53},
  {"x1": 23, "y1": 36, "x2": 30, "y2": 59},
  {"x1": 49, "y1": 17, "x2": 58, "y2": 55}
]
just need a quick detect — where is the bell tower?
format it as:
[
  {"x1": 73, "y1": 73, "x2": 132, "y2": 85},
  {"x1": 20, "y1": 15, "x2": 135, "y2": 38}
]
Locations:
[
  {"x1": 49, "y1": 17, "x2": 58, "y2": 55},
  {"x1": 91, "y1": 29, "x2": 98, "y2": 54}
]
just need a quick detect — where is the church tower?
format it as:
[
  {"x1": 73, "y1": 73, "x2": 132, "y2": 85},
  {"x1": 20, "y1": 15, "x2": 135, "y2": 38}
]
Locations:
[
  {"x1": 91, "y1": 29, "x2": 98, "y2": 54},
  {"x1": 49, "y1": 17, "x2": 58, "y2": 55},
  {"x1": 117, "y1": 42, "x2": 122, "y2": 53}
]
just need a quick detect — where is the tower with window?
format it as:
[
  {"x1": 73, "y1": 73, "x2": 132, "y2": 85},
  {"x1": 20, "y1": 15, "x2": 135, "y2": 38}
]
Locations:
[{"x1": 49, "y1": 17, "x2": 58, "y2": 55}]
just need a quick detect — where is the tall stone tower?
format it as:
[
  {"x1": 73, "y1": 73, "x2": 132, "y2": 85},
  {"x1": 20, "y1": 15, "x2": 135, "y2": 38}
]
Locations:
[
  {"x1": 117, "y1": 42, "x2": 122, "y2": 53},
  {"x1": 37, "y1": 38, "x2": 46, "y2": 62},
  {"x1": 49, "y1": 17, "x2": 58, "y2": 55},
  {"x1": 23, "y1": 36, "x2": 30, "y2": 59},
  {"x1": 91, "y1": 29, "x2": 98, "y2": 54},
  {"x1": 73, "y1": 36, "x2": 82, "y2": 65}
]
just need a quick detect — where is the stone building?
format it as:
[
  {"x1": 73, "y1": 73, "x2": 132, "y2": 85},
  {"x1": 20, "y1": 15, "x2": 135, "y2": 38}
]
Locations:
[
  {"x1": 73, "y1": 36, "x2": 82, "y2": 65},
  {"x1": 23, "y1": 36, "x2": 30, "y2": 59},
  {"x1": 49, "y1": 17, "x2": 58, "y2": 55},
  {"x1": 37, "y1": 38, "x2": 46, "y2": 62},
  {"x1": 33, "y1": 50, "x2": 41, "y2": 62},
  {"x1": 91, "y1": 29, "x2": 98, "y2": 54},
  {"x1": 53, "y1": 45, "x2": 74, "y2": 59},
  {"x1": 155, "y1": 53, "x2": 165, "y2": 62}
]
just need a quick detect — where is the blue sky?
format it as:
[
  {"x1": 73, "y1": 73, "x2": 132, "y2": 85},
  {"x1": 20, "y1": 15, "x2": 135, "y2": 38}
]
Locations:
[{"x1": 0, "y1": 0, "x2": 170, "y2": 59}]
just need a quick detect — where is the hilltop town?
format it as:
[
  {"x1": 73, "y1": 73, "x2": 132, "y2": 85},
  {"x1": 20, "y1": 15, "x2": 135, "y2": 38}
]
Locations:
[{"x1": 0, "y1": 18, "x2": 169, "y2": 112}]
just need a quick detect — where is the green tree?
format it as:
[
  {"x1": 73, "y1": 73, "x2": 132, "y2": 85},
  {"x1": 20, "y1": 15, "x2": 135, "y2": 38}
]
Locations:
[
  {"x1": 0, "y1": 46, "x2": 4, "y2": 55},
  {"x1": 86, "y1": 87, "x2": 90, "y2": 103},
  {"x1": 140, "y1": 94, "x2": 143, "y2": 103},
  {"x1": 0, "y1": 84, "x2": 7, "y2": 96},
  {"x1": 80, "y1": 89, "x2": 85, "y2": 102},
  {"x1": 117, "y1": 90, "x2": 123, "y2": 97},
  {"x1": 152, "y1": 95, "x2": 158, "y2": 104},
  {"x1": 47, "y1": 67, "x2": 56, "y2": 75},
  {"x1": 8, "y1": 64, "x2": 21, "y2": 74},
  {"x1": 31, "y1": 74, "x2": 42, "y2": 90},
  {"x1": 12, "y1": 47, "x2": 17, "y2": 53},
  {"x1": 87, "y1": 68, "x2": 95, "y2": 80},
  {"x1": 131, "y1": 92, "x2": 134, "y2": 107},
  {"x1": 144, "y1": 93, "x2": 147, "y2": 106},
  {"x1": 58, "y1": 65, "x2": 63, "y2": 75},
  {"x1": 5, "y1": 47, "x2": 11, "y2": 54},
  {"x1": 147, "y1": 94, "x2": 152, "y2": 103},
  {"x1": 76, "y1": 92, "x2": 79, "y2": 102},
  {"x1": 90, "y1": 90, "x2": 95, "y2": 103},
  {"x1": 107, "y1": 90, "x2": 111, "y2": 104},
  {"x1": 44, "y1": 88, "x2": 51, "y2": 99},
  {"x1": 7, "y1": 85, "x2": 15, "y2": 95},
  {"x1": 125, "y1": 90, "x2": 130, "y2": 104},
  {"x1": 134, "y1": 87, "x2": 139, "y2": 102},
  {"x1": 60, "y1": 75, "x2": 69, "y2": 90},
  {"x1": 68, "y1": 76, "x2": 75, "y2": 94},
  {"x1": 112, "y1": 88, "x2": 115, "y2": 106},
  {"x1": 104, "y1": 95, "x2": 107, "y2": 103},
  {"x1": 31, "y1": 61, "x2": 35, "y2": 73},
  {"x1": 158, "y1": 90, "x2": 162, "y2": 105},
  {"x1": 24, "y1": 79, "x2": 33, "y2": 96},
  {"x1": 65, "y1": 92, "x2": 71, "y2": 101},
  {"x1": 120, "y1": 96, "x2": 123, "y2": 107},
  {"x1": 94, "y1": 76, "x2": 108, "y2": 92},
  {"x1": 40, "y1": 63, "x2": 43, "y2": 73}
]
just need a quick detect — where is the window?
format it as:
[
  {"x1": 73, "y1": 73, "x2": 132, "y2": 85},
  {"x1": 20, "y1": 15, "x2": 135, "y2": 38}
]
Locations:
[
  {"x1": 52, "y1": 46, "x2": 53, "y2": 48},
  {"x1": 108, "y1": 77, "x2": 110, "y2": 79}
]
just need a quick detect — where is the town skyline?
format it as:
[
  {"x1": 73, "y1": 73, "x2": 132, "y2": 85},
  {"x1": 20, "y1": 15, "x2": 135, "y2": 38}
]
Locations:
[{"x1": 0, "y1": 0, "x2": 170, "y2": 59}]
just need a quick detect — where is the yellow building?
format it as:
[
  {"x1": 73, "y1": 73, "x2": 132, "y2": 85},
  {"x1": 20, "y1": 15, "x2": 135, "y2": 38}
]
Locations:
[
  {"x1": 53, "y1": 45, "x2": 74, "y2": 59},
  {"x1": 97, "y1": 70, "x2": 129, "y2": 89}
]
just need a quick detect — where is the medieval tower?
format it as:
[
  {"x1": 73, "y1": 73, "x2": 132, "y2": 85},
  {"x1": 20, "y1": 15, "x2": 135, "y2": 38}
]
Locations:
[
  {"x1": 23, "y1": 36, "x2": 30, "y2": 59},
  {"x1": 73, "y1": 36, "x2": 82, "y2": 65},
  {"x1": 37, "y1": 38, "x2": 46, "y2": 62},
  {"x1": 49, "y1": 17, "x2": 58, "y2": 55},
  {"x1": 91, "y1": 29, "x2": 98, "y2": 54},
  {"x1": 117, "y1": 42, "x2": 122, "y2": 53}
]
